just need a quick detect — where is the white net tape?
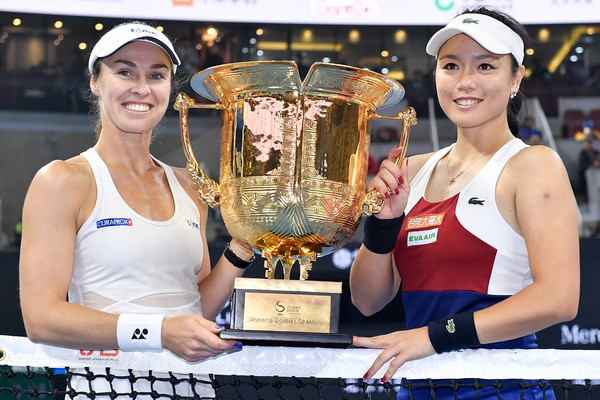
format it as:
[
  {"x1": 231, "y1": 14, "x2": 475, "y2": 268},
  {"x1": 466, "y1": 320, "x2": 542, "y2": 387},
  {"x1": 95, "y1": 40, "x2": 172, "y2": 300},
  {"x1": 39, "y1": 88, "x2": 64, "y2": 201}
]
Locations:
[{"x1": 2, "y1": 335, "x2": 600, "y2": 380}]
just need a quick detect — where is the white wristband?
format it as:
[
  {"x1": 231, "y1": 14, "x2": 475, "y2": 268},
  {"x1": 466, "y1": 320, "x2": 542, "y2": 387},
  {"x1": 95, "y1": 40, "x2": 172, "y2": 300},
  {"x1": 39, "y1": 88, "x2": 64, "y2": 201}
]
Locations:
[{"x1": 116, "y1": 313, "x2": 164, "y2": 351}]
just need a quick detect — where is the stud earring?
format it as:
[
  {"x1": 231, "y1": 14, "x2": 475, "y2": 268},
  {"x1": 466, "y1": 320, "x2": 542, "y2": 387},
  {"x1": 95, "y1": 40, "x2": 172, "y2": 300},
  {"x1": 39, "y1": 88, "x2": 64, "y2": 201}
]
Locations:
[{"x1": 510, "y1": 84, "x2": 520, "y2": 99}]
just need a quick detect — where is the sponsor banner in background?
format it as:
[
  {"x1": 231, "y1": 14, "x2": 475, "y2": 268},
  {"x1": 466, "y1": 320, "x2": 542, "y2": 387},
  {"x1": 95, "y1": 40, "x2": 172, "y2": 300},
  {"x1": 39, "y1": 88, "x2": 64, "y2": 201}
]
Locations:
[{"x1": 1, "y1": 0, "x2": 599, "y2": 25}]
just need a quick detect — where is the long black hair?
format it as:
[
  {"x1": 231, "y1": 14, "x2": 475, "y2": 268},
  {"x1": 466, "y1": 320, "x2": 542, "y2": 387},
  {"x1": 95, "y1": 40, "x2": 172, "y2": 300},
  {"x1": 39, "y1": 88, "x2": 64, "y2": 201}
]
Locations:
[{"x1": 460, "y1": 7, "x2": 533, "y2": 137}]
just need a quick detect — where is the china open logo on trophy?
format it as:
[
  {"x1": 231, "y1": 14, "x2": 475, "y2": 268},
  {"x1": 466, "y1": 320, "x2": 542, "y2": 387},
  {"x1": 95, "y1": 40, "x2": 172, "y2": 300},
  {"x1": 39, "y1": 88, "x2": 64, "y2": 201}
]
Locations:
[{"x1": 174, "y1": 61, "x2": 416, "y2": 347}]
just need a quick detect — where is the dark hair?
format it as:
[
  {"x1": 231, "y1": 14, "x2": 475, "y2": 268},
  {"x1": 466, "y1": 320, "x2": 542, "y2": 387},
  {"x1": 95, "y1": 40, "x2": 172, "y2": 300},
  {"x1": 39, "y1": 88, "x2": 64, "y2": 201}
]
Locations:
[
  {"x1": 87, "y1": 21, "x2": 181, "y2": 139},
  {"x1": 459, "y1": 7, "x2": 532, "y2": 137}
]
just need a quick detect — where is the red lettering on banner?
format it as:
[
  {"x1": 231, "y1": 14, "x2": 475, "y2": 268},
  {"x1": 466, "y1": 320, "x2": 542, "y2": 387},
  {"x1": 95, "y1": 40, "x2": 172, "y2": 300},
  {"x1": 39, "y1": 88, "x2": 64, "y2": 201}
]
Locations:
[
  {"x1": 79, "y1": 349, "x2": 120, "y2": 356},
  {"x1": 314, "y1": 0, "x2": 375, "y2": 17}
]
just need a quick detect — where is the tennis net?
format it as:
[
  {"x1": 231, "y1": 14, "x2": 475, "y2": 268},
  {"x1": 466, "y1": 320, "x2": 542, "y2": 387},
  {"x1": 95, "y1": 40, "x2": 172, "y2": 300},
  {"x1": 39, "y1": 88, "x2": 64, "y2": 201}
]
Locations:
[{"x1": 1, "y1": 334, "x2": 599, "y2": 399}]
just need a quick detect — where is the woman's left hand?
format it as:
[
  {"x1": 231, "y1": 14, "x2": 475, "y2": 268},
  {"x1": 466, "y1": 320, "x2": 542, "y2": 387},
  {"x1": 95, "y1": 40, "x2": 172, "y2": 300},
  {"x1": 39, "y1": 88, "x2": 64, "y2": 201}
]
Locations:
[{"x1": 352, "y1": 326, "x2": 436, "y2": 382}]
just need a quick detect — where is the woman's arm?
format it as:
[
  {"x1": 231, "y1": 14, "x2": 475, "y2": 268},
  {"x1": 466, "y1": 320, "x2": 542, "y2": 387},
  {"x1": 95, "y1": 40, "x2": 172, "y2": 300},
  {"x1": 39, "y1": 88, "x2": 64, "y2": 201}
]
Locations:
[
  {"x1": 475, "y1": 145, "x2": 580, "y2": 344},
  {"x1": 20, "y1": 159, "x2": 121, "y2": 349},
  {"x1": 354, "y1": 145, "x2": 580, "y2": 382},
  {"x1": 349, "y1": 146, "x2": 409, "y2": 315},
  {"x1": 21, "y1": 162, "x2": 239, "y2": 362},
  {"x1": 173, "y1": 167, "x2": 251, "y2": 321}
]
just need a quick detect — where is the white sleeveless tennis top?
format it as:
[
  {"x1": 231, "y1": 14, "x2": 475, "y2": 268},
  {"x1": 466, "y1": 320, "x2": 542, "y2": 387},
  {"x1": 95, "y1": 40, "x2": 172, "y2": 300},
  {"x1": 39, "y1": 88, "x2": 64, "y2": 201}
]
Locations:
[{"x1": 70, "y1": 148, "x2": 204, "y2": 316}]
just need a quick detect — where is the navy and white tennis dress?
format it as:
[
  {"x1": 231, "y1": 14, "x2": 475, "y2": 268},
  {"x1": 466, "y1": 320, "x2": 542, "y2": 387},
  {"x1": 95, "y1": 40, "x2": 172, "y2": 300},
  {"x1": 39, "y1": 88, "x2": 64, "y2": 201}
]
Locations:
[{"x1": 393, "y1": 138, "x2": 555, "y2": 400}]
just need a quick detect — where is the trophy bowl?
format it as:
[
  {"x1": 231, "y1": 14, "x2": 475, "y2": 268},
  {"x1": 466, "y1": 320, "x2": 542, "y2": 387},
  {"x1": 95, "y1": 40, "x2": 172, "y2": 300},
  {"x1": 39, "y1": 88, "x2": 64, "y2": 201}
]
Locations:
[{"x1": 174, "y1": 61, "x2": 416, "y2": 346}]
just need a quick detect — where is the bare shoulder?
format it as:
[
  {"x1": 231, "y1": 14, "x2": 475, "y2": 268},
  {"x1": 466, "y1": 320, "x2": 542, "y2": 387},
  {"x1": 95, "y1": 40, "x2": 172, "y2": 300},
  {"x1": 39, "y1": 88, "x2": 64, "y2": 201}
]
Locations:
[
  {"x1": 24, "y1": 155, "x2": 96, "y2": 229},
  {"x1": 32, "y1": 155, "x2": 93, "y2": 193},
  {"x1": 171, "y1": 166, "x2": 195, "y2": 194},
  {"x1": 501, "y1": 144, "x2": 573, "y2": 206},
  {"x1": 506, "y1": 145, "x2": 568, "y2": 181},
  {"x1": 171, "y1": 166, "x2": 208, "y2": 211},
  {"x1": 407, "y1": 151, "x2": 437, "y2": 180}
]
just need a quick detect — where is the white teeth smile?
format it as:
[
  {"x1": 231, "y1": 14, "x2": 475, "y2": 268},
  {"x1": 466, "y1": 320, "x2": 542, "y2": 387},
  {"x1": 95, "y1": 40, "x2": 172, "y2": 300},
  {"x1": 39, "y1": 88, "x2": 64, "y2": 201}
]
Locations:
[
  {"x1": 455, "y1": 99, "x2": 480, "y2": 106},
  {"x1": 124, "y1": 104, "x2": 150, "y2": 112}
]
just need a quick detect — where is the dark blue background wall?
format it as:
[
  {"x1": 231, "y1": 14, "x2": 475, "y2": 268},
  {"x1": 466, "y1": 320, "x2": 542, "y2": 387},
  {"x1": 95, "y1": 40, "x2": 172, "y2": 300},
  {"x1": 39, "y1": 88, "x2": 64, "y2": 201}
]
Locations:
[{"x1": 2, "y1": 238, "x2": 598, "y2": 349}]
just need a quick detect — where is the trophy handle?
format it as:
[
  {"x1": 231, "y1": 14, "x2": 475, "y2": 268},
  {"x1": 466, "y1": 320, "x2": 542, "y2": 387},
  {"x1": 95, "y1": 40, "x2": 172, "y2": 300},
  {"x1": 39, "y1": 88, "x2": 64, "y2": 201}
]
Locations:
[
  {"x1": 174, "y1": 92, "x2": 222, "y2": 208},
  {"x1": 362, "y1": 107, "x2": 417, "y2": 216}
]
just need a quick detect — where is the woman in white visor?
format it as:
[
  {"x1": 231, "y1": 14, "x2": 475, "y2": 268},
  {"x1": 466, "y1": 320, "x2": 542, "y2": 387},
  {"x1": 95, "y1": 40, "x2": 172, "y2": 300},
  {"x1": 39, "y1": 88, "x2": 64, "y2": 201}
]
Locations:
[
  {"x1": 20, "y1": 21, "x2": 254, "y2": 398},
  {"x1": 350, "y1": 7, "x2": 579, "y2": 400}
]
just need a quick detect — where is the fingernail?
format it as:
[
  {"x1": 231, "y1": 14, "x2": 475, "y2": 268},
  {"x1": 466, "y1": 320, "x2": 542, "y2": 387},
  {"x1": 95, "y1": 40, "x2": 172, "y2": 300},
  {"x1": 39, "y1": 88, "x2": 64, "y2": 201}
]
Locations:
[
  {"x1": 216, "y1": 325, "x2": 224, "y2": 330},
  {"x1": 233, "y1": 343, "x2": 243, "y2": 349},
  {"x1": 384, "y1": 191, "x2": 390, "y2": 199},
  {"x1": 381, "y1": 376, "x2": 388, "y2": 383},
  {"x1": 363, "y1": 372, "x2": 370, "y2": 380},
  {"x1": 395, "y1": 145, "x2": 401, "y2": 149},
  {"x1": 398, "y1": 175, "x2": 404, "y2": 184},
  {"x1": 394, "y1": 188, "x2": 399, "y2": 195}
]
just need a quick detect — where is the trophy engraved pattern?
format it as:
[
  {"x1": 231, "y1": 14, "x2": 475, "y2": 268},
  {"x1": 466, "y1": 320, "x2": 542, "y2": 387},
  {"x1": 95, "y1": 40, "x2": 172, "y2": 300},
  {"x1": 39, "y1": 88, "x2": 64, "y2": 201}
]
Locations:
[{"x1": 178, "y1": 61, "x2": 415, "y2": 280}]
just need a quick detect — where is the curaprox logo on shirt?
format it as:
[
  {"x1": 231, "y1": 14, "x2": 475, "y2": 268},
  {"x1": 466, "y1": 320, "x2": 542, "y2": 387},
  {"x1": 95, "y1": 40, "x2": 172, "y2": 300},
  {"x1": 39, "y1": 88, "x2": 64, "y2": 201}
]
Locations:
[
  {"x1": 407, "y1": 228, "x2": 438, "y2": 246},
  {"x1": 96, "y1": 218, "x2": 133, "y2": 229}
]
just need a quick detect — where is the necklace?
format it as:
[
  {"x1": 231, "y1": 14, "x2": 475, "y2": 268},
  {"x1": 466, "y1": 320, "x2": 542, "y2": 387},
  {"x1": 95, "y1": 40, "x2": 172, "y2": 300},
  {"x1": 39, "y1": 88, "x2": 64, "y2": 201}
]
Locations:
[{"x1": 446, "y1": 149, "x2": 487, "y2": 185}]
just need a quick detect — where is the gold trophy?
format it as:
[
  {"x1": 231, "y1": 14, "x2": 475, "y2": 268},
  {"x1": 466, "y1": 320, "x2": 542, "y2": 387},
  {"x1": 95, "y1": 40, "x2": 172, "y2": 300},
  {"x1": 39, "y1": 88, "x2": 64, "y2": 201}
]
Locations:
[{"x1": 174, "y1": 61, "x2": 416, "y2": 347}]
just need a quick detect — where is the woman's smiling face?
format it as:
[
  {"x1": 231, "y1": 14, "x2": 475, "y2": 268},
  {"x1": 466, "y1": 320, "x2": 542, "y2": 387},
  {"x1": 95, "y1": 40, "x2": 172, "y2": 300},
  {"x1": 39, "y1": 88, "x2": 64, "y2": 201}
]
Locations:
[
  {"x1": 434, "y1": 33, "x2": 523, "y2": 132},
  {"x1": 91, "y1": 41, "x2": 173, "y2": 136}
]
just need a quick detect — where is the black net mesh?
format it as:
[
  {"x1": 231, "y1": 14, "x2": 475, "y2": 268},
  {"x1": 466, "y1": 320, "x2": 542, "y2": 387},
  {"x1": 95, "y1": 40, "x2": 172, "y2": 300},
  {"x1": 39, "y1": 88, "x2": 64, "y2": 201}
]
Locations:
[
  {"x1": 2, "y1": 366, "x2": 599, "y2": 400},
  {"x1": 1, "y1": 336, "x2": 599, "y2": 400}
]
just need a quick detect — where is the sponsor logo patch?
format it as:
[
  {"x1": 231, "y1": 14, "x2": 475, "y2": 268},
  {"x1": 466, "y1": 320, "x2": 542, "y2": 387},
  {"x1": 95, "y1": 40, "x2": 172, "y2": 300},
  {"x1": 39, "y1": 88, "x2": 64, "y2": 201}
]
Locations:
[
  {"x1": 407, "y1": 228, "x2": 439, "y2": 246},
  {"x1": 406, "y1": 213, "x2": 445, "y2": 231},
  {"x1": 186, "y1": 219, "x2": 200, "y2": 230},
  {"x1": 468, "y1": 197, "x2": 485, "y2": 205},
  {"x1": 96, "y1": 218, "x2": 133, "y2": 229}
]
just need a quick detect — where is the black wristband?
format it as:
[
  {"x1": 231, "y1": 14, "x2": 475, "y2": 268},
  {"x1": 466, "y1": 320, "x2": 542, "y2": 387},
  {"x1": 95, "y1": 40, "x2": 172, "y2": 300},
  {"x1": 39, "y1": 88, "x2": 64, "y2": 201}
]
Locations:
[
  {"x1": 223, "y1": 243, "x2": 255, "y2": 269},
  {"x1": 427, "y1": 311, "x2": 480, "y2": 354},
  {"x1": 362, "y1": 214, "x2": 405, "y2": 254}
]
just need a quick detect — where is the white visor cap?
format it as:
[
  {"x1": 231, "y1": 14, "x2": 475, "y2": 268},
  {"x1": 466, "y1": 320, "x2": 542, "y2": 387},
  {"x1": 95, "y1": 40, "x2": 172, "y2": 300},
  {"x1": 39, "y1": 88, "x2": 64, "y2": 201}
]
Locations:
[
  {"x1": 426, "y1": 13, "x2": 524, "y2": 66},
  {"x1": 88, "y1": 23, "x2": 181, "y2": 74}
]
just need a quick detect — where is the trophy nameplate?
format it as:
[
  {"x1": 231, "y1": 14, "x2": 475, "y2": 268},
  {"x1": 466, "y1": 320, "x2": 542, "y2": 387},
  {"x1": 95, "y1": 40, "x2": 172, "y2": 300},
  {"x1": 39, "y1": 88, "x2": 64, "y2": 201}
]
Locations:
[{"x1": 220, "y1": 277, "x2": 351, "y2": 347}]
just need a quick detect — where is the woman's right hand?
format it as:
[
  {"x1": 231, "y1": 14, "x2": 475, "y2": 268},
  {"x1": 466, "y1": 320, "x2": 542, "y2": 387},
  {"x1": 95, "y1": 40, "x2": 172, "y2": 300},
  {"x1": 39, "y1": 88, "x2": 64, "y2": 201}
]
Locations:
[
  {"x1": 161, "y1": 315, "x2": 240, "y2": 362},
  {"x1": 368, "y1": 146, "x2": 409, "y2": 220}
]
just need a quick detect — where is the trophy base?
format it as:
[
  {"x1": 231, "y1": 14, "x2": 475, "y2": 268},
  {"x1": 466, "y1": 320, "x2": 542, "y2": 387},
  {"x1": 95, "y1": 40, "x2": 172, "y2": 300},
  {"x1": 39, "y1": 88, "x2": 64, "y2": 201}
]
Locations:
[{"x1": 220, "y1": 329, "x2": 353, "y2": 348}]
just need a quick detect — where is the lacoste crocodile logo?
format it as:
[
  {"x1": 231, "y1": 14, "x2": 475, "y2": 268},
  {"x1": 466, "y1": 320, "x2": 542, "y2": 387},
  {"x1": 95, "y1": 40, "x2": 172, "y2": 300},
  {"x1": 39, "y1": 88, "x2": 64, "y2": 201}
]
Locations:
[
  {"x1": 462, "y1": 18, "x2": 479, "y2": 24},
  {"x1": 446, "y1": 318, "x2": 456, "y2": 333},
  {"x1": 468, "y1": 197, "x2": 485, "y2": 205}
]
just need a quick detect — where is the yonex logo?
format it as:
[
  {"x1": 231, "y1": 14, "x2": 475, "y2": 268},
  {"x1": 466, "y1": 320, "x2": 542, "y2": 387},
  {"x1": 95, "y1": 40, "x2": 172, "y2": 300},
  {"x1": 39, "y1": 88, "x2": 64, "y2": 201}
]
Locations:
[
  {"x1": 96, "y1": 218, "x2": 133, "y2": 229},
  {"x1": 468, "y1": 197, "x2": 485, "y2": 205},
  {"x1": 132, "y1": 328, "x2": 149, "y2": 340},
  {"x1": 130, "y1": 28, "x2": 158, "y2": 36},
  {"x1": 462, "y1": 18, "x2": 479, "y2": 24}
]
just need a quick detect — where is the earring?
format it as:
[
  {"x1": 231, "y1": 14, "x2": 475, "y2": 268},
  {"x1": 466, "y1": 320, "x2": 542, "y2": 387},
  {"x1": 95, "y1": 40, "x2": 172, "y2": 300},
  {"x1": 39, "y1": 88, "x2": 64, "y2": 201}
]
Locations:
[{"x1": 510, "y1": 92, "x2": 517, "y2": 99}]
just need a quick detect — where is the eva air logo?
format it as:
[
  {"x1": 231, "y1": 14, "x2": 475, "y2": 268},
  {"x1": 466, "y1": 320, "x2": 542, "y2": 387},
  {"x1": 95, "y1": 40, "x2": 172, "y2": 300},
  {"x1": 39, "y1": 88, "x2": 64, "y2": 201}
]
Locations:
[
  {"x1": 462, "y1": 18, "x2": 479, "y2": 24},
  {"x1": 446, "y1": 318, "x2": 456, "y2": 333}
]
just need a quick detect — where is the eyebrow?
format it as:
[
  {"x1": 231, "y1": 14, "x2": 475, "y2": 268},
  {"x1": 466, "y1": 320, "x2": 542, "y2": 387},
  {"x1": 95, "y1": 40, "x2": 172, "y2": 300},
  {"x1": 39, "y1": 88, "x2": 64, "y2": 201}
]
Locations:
[
  {"x1": 112, "y1": 59, "x2": 170, "y2": 70},
  {"x1": 438, "y1": 53, "x2": 503, "y2": 62}
]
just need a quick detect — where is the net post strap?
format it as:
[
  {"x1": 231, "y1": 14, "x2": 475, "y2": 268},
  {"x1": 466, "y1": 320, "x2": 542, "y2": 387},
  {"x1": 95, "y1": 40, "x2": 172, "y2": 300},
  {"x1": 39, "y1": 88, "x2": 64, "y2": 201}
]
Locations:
[{"x1": 2, "y1": 335, "x2": 600, "y2": 380}]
